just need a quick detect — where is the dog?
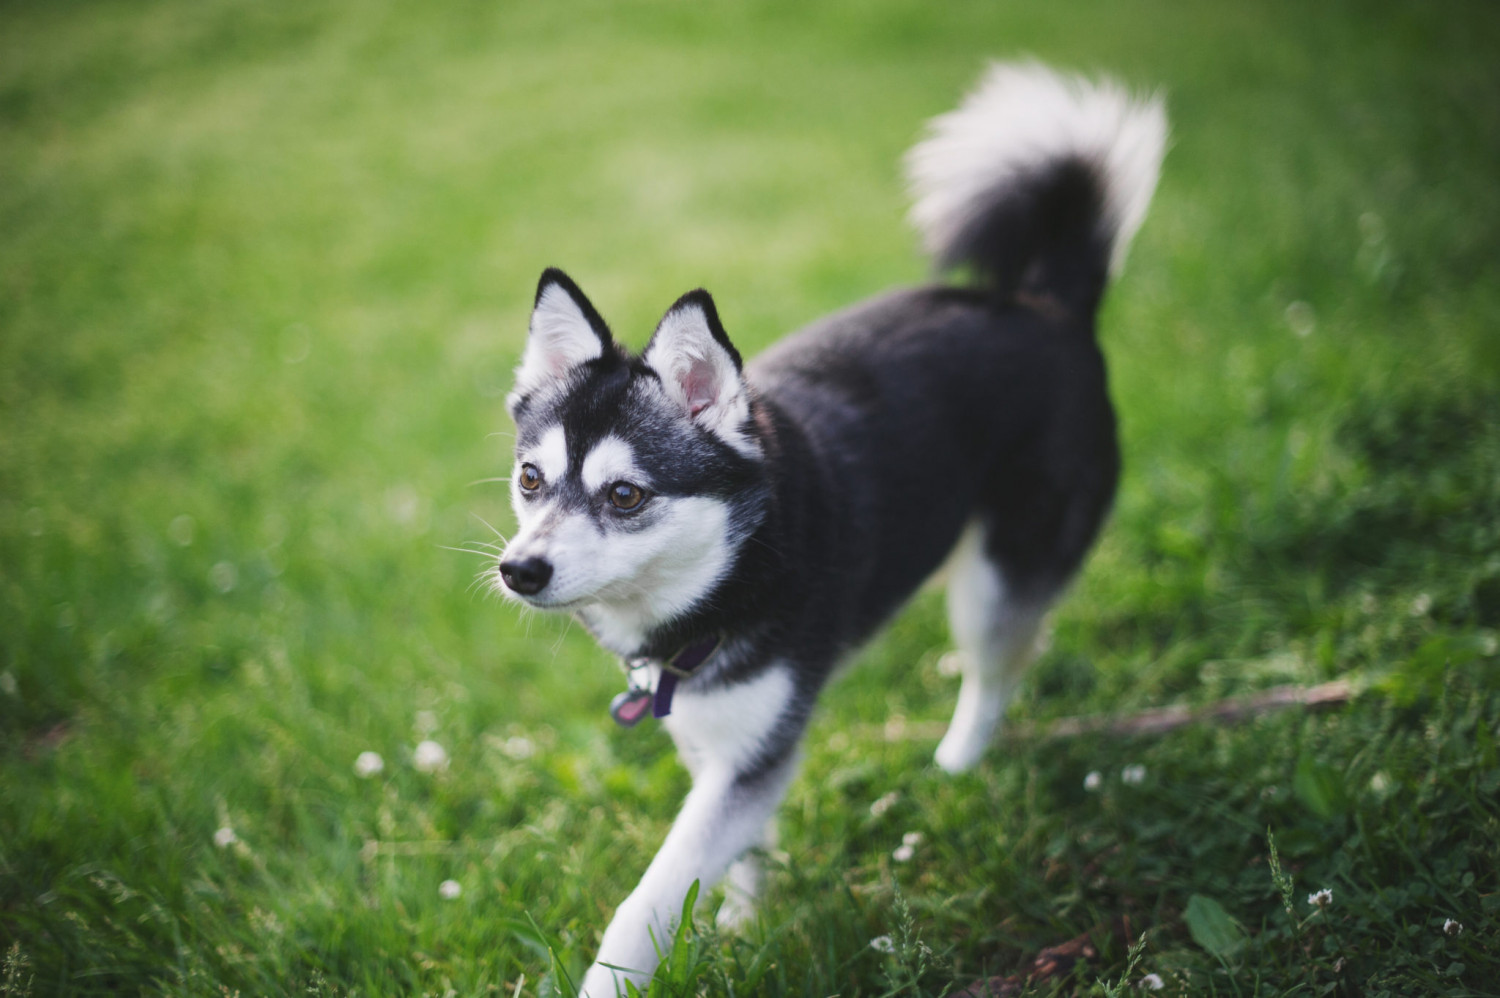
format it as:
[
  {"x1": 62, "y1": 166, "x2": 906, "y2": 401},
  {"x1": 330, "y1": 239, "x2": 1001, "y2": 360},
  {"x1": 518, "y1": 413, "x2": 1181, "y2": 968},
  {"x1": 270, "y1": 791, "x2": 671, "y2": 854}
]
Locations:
[{"x1": 491, "y1": 61, "x2": 1166, "y2": 996}]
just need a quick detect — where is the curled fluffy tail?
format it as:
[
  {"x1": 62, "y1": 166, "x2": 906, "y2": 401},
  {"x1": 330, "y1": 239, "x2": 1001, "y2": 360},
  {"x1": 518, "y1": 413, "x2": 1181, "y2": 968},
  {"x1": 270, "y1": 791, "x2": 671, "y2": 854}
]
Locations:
[{"x1": 906, "y1": 61, "x2": 1167, "y2": 315}]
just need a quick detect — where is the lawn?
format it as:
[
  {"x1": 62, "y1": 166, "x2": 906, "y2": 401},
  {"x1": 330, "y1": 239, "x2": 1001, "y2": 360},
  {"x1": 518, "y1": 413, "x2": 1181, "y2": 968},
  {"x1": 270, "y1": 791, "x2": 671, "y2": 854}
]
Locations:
[{"x1": 2, "y1": 0, "x2": 1498, "y2": 995}]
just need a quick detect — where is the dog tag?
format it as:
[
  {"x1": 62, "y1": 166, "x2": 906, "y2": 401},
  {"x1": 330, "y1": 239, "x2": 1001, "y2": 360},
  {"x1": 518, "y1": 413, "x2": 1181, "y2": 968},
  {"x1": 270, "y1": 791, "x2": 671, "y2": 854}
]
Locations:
[{"x1": 610, "y1": 688, "x2": 654, "y2": 727}]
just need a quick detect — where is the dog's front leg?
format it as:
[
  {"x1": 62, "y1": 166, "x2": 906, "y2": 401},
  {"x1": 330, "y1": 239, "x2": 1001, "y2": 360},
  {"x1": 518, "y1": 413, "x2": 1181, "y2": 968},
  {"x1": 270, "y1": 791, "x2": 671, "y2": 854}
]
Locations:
[
  {"x1": 580, "y1": 666, "x2": 801, "y2": 998},
  {"x1": 579, "y1": 761, "x2": 794, "y2": 996}
]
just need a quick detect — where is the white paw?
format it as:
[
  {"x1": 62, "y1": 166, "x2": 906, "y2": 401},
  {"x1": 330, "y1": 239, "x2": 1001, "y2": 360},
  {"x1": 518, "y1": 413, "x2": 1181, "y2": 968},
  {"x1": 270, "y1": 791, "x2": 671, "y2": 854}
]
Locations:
[
  {"x1": 934, "y1": 728, "x2": 985, "y2": 773},
  {"x1": 579, "y1": 962, "x2": 644, "y2": 998},
  {"x1": 715, "y1": 889, "x2": 757, "y2": 931}
]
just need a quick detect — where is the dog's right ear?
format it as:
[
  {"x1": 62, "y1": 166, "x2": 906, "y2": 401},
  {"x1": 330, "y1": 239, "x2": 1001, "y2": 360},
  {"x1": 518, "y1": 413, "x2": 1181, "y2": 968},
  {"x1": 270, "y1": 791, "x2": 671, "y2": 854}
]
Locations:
[
  {"x1": 643, "y1": 289, "x2": 759, "y2": 457},
  {"x1": 509, "y1": 268, "x2": 614, "y2": 412}
]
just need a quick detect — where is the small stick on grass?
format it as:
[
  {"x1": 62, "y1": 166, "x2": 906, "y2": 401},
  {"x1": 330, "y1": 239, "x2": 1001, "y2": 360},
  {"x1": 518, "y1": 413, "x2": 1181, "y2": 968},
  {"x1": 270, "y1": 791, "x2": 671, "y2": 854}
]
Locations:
[{"x1": 874, "y1": 679, "x2": 1358, "y2": 743}]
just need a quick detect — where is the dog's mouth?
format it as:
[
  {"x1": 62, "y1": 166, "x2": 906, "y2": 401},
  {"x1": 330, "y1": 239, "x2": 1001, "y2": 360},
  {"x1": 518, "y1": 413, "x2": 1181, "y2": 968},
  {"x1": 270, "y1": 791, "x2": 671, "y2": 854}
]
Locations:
[{"x1": 511, "y1": 592, "x2": 583, "y2": 610}]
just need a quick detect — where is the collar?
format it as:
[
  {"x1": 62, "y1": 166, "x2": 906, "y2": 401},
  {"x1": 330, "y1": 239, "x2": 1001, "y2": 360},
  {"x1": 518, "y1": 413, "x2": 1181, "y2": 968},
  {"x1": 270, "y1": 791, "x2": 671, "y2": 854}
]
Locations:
[{"x1": 609, "y1": 635, "x2": 720, "y2": 727}]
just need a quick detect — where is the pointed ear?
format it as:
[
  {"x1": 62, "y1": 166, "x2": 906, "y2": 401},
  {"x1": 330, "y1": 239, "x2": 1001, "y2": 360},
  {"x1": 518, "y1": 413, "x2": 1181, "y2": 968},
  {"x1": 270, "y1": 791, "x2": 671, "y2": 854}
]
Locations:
[
  {"x1": 509, "y1": 268, "x2": 613, "y2": 410},
  {"x1": 643, "y1": 290, "x2": 757, "y2": 455}
]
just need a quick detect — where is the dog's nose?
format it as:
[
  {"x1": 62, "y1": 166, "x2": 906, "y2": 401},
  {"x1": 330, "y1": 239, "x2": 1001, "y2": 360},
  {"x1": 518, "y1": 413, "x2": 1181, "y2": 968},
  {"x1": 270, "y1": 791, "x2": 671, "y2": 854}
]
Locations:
[{"x1": 499, "y1": 556, "x2": 553, "y2": 596}]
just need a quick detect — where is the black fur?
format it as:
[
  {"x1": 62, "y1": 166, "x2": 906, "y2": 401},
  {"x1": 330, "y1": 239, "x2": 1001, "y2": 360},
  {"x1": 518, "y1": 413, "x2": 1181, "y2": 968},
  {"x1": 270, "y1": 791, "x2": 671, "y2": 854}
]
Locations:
[{"x1": 939, "y1": 158, "x2": 1114, "y2": 315}]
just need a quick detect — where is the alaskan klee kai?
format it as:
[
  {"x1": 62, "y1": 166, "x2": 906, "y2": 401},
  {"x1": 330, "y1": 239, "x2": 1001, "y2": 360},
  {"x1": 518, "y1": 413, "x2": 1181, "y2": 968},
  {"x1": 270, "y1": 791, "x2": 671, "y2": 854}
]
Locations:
[{"x1": 491, "y1": 62, "x2": 1167, "y2": 996}]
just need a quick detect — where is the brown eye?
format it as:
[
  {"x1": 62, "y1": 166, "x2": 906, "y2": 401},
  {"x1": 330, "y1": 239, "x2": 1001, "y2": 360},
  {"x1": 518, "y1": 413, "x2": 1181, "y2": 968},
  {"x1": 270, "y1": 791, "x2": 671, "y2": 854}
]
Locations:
[
  {"x1": 609, "y1": 481, "x2": 644, "y2": 511},
  {"x1": 519, "y1": 464, "x2": 543, "y2": 491}
]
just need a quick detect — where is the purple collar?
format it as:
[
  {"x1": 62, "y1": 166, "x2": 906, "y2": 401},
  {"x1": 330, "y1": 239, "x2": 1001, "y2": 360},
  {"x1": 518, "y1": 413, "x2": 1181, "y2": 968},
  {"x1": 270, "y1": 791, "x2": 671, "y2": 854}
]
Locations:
[{"x1": 609, "y1": 636, "x2": 720, "y2": 727}]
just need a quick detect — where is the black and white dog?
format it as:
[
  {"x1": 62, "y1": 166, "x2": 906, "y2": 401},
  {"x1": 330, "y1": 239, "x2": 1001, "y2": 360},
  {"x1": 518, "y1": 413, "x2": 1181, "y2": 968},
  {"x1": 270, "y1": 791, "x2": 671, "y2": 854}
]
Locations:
[{"x1": 492, "y1": 62, "x2": 1166, "y2": 996}]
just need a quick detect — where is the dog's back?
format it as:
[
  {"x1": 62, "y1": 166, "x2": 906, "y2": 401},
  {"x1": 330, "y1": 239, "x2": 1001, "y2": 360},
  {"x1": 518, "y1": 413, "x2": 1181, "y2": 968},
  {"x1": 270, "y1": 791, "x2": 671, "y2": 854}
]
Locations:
[
  {"x1": 748, "y1": 285, "x2": 1115, "y2": 649},
  {"x1": 745, "y1": 62, "x2": 1166, "y2": 675}
]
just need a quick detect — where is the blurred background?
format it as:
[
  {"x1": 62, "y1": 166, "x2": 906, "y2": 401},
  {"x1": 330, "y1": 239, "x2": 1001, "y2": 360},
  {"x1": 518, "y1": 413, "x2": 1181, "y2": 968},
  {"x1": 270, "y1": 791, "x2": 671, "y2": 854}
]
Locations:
[{"x1": 2, "y1": 1, "x2": 1497, "y2": 994}]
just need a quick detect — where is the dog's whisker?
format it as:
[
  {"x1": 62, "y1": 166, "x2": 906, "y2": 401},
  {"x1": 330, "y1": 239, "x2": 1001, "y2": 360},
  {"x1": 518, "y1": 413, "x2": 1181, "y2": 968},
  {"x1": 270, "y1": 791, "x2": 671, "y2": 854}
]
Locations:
[
  {"x1": 549, "y1": 615, "x2": 575, "y2": 656},
  {"x1": 468, "y1": 512, "x2": 510, "y2": 544},
  {"x1": 466, "y1": 565, "x2": 501, "y2": 597},
  {"x1": 440, "y1": 543, "x2": 499, "y2": 560}
]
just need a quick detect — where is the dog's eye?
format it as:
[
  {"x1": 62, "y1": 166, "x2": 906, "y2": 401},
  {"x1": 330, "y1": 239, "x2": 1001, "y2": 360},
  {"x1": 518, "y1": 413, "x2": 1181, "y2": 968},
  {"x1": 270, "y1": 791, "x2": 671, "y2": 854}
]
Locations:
[
  {"x1": 608, "y1": 482, "x2": 645, "y2": 511},
  {"x1": 519, "y1": 463, "x2": 543, "y2": 492}
]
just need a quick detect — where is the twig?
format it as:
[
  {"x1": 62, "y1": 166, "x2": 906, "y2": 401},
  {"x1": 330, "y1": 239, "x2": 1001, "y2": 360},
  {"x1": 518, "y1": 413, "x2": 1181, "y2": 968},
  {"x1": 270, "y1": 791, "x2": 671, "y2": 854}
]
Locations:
[
  {"x1": 1039, "y1": 679, "x2": 1356, "y2": 738},
  {"x1": 873, "y1": 679, "x2": 1358, "y2": 743}
]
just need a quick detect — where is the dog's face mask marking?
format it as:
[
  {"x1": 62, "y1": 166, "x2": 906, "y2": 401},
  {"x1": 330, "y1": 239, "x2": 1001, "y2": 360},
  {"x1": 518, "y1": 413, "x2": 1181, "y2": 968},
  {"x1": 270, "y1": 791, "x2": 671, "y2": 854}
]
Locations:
[{"x1": 497, "y1": 270, "x2": 767, "y2": 651}]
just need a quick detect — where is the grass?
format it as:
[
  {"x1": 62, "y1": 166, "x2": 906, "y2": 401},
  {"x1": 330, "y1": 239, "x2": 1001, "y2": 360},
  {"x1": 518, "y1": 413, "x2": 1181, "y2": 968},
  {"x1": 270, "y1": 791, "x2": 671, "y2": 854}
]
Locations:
[{"x1": 2, "y1": 0, "x2": 1499, "y2": 994}]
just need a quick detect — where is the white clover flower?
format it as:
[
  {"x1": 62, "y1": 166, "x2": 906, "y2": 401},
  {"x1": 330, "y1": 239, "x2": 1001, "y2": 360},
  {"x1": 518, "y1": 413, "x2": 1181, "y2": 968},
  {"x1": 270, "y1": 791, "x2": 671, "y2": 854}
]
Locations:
[
  {"x1": 439, "y1": 879, "x2": 462, "y2": 900},
  {"x1": 414, "y1": 740, "x2": 449, "y2": 772},
  {"x1": 1084, "y1": 770, "x2": 1103, "y2": 791},
  {"x1": 213, "y1": 827, "x2": 238, "y2": 848},
  {"x1": 415, "y1": 710, "x2": 439, "y2": 735},
  {"x1": 1444, "y1": 918, "x2": 1463, "y2": 937},
  {"x1": 869, "y1": 934, "x2": 895, "y2": 954},
  {"x1": 353, "y1": 751, "x2": 384, "y2": 778},
  {"x1": 1410, "y1": 593, "x2": 1432, "y2": 616},
  {"x1": 870, "y1": 791, "x2": 899, "y2": 817},
  {"x1": 1308, "y1": 888, "x2": 1333, "y2": 908},
  {"x1": 208, "y1": 561, "x2": 238, "y2": 593},
  {"x1": 502, "y1": 736, "x2": 535, "y2": 760},
  {"x1": 169, "y1": 514, "x2": 196, "y2": 547},
  {"x1": 892, "y1": 831, "x2": 923, "y2": 862},
  {"x1": 1140, "y1": 973, "x2": 1165, "y2": 991},
  {"x1": 1122, "y1": 764, "x2": 1147, "y2": 785},
  {"x1": 1285, "y1": 300, "x2": 1315, "y2": 338}
]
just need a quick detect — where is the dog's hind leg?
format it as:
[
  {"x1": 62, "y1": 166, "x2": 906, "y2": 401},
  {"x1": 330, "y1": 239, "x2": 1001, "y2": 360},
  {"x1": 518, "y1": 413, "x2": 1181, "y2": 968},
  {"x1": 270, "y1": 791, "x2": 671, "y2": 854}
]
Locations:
[
  {"x1": 935, "y1": 521, "x2": 1050, "y2": 773},
  {"x1": 715, "y1": 816, "x2": 776, "y2": 930}
]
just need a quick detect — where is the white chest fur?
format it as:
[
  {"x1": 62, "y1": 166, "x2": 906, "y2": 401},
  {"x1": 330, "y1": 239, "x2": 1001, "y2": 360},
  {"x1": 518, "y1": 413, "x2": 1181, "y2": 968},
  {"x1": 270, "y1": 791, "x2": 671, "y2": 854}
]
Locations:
[{"x1": 662, "y1": 664, "x2": 795, "y2": 777}]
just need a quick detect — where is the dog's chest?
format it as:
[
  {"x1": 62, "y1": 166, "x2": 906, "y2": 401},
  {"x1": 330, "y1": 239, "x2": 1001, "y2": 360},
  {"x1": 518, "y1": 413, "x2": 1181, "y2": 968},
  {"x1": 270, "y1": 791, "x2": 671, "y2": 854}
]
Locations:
[{"x1": 661, "y1": 665, "x2": 794, "y2": 777}]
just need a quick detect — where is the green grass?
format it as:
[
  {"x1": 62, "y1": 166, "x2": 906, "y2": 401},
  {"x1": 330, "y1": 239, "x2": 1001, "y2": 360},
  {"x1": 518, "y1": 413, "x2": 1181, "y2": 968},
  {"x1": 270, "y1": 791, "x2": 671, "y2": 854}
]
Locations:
[{"x1": 3, "y1": 0, "x2": 1499, "y2": 994}]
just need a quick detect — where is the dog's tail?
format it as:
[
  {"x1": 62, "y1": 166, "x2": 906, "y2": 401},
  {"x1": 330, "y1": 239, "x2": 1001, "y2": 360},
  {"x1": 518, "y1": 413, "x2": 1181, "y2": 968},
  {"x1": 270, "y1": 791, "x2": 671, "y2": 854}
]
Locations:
[{"x1": 905, "y1": 61, "x2": 1167, "y2": 316}]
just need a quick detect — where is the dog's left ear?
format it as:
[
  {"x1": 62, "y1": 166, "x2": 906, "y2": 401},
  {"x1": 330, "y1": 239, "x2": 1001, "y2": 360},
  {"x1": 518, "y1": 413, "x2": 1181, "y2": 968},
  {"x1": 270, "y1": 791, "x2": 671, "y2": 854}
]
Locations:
[
  {"x1": 644, "y1": 290, "x2": 756, "y2": 454},
  {"x1": 509, "y1": 268, "x2": 614, "y2": 412}
]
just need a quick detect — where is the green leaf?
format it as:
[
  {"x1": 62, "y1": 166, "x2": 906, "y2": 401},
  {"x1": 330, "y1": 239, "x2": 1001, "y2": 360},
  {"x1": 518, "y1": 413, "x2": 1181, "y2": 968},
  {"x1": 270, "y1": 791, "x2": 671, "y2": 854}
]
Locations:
[
  {"x1": 1183, "y1": 894, "x2": 1246, "y2": 958},
  {"x1": 1293, "y1": 754, "x2": 1346, "y2": 819},
  {"x1": 497, "y1": 917, "x2": 554, "y2": 961},
  {"x1": 662, "y1": 880, "x2": 701, "y2": 984},
  {"x1": 1476, "y1": 708, "x2": 1497, "y2": 767},
  {"x1": 680, "y1": 879, "x2": 701, "y2": 930}
]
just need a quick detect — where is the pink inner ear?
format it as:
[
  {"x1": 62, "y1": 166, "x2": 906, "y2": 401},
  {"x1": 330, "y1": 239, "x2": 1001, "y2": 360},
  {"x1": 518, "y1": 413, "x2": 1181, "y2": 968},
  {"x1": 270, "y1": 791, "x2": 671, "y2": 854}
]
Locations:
[{"x1": 682, "y1": 360, "x2": 719, "y2": 418}]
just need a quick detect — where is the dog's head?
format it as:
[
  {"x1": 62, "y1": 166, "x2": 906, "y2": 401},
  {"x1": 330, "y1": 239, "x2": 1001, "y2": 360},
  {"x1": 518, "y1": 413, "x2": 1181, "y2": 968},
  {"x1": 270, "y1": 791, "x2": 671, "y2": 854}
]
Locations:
[{"x1": 494, "y1": 268, "x2": 766, "y2": 652}]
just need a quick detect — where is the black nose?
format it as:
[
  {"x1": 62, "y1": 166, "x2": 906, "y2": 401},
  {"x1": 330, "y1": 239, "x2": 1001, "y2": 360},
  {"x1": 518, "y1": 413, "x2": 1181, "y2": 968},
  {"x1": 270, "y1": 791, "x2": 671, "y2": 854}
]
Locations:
[{"x1": 499, "y1": 557, "x2": 553, "y2": 596}]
